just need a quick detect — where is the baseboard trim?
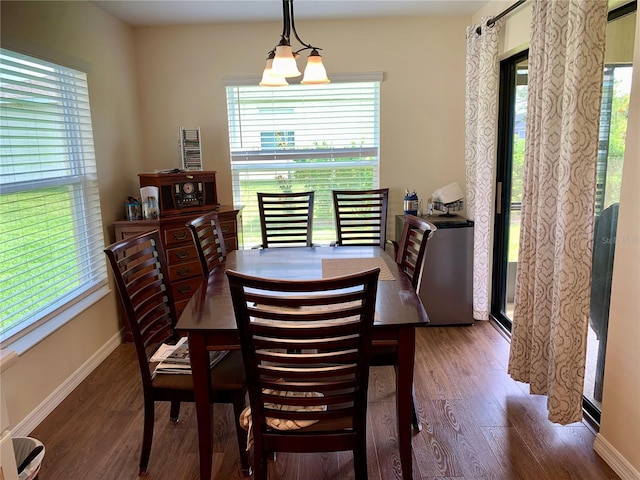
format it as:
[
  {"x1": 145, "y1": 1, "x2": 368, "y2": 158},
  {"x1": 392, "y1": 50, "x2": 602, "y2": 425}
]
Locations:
[
  {"x1": 594, "y1": 433, "x2": 640, "y2": 480},
  {"x1": 12, "y1": 331, "x2": 122, "y2": 437}
]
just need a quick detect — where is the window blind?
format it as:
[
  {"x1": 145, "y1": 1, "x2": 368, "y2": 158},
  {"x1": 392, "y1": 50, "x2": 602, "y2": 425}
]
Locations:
[
  {"x1": 225, "y1": 81, "x2": 380, "y2": 247},
  {"x1": 0, "y1": 48, "x2": 106, "y2": 343}
]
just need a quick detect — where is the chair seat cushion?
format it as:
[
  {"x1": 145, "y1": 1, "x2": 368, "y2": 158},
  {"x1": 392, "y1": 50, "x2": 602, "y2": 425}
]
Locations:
[
  {"x1": 239, "y1": 391, "x2": 349, "y2": 451},
  {"x1": 240, "y1": 388, "x2": 326, "y2": 432},
  {"x1": 152, "y1": 350, "x2": 246, "y2": 391}
]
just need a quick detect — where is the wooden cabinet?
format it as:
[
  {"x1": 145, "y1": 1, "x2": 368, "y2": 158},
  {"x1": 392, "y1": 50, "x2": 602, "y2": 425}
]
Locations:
[
  {"x1": 160, "y1": 215, "x2": 205, "y2": 316},
  {"x1": 113, "y1": 205, "x2": 242, "y2": 340}
]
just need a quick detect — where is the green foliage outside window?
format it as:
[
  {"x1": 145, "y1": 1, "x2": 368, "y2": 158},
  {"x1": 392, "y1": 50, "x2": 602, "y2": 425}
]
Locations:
[
  {"x1": 603, "y1": 89, "x2": 630, "y2": 208},
  {"x1": 0, "y1": 188, "x2": 81, "y2": 332}
]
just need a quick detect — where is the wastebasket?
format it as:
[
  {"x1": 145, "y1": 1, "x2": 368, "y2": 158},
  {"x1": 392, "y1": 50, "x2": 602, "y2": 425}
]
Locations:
[{"x1": 13, "y1": 437, "x2": 45, "y2": 480}]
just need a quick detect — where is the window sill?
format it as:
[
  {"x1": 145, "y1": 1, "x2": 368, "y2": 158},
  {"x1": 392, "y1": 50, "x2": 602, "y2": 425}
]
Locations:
[{"x1": 3, "y1": 286, "x2": 111, "y2": 357}]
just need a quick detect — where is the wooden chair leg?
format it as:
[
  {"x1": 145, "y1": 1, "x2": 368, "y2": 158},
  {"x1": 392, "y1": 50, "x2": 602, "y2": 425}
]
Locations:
[
  {"x1": 253, "y1": 443, "x2": 268, "y2": 480},
  {"x1": 353, "y1": 435, "x2": 369, "y2": 480},
  {"x1": 139, "y1": 396, "x2": 155, "y2": 474},
  {"x1": 169, "y1": 400, "x2": 181, "y2": 423},
  {"x1": 411, "y1": 386, "x2": 421, "y2": 432},
  {"x1": 231, "y1": 392, "x2": 250, "y2": 474}
]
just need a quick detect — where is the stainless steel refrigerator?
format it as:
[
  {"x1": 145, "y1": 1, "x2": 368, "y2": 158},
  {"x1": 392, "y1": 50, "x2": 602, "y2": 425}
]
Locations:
[{"x1": 395, "y1": 214, "x2": 474, "y2": 325}]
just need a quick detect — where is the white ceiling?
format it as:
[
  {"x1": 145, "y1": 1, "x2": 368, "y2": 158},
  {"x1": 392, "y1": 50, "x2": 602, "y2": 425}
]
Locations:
[{"x1": 92, "y1": 0, "x2": 490, "y2": 27}]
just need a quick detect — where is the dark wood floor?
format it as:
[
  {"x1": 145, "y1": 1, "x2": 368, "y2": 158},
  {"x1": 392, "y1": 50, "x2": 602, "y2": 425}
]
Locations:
[{"x1": 30, "y1": 321, "x2": 619, "y2": 480}]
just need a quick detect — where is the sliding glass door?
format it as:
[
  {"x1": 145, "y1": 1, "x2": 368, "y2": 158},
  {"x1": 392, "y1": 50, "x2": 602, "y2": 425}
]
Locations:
[
  {"x1": 492, "y1": 4, "x2": 636, "y2": 422},
  {"x1": 584, "y1": 6, "x2": 635, "y2": 419},
  {"x1": 491, "y1": 50, "x2": 528, "y2": 330}
]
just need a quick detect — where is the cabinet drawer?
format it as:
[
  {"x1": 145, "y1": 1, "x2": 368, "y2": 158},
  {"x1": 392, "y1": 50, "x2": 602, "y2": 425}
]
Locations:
[
  {"x1": 224, "y1": 237, "x2": 238, "y2": 252},
  {"x1": 219, "y1": 220, "x2": 236, "y2": 237},
  {"x1": 166, "y1": 244, "x2": 198, "y2": 265},
  {"x1": 168, "y1": 260, "x2": 202, "y2": 282},
  {"x1": 175, "y1": 298, "x2": 191, "y2": 319},
  {"x1": 164, "y1": 226, "x2": 191, "y2": 246},
  {"x1": 171, "y1": 277, "x2": 203, "y2": 302}
]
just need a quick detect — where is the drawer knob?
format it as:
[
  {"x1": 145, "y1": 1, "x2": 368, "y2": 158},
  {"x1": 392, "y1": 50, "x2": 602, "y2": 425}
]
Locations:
[
  {"x1": 175, "y1": 251, "x2": 189, "y2": 259},
  {"x1": 176, "y1": 268, "x2": 191, "y2": 277},
  {"x1": 221, "y1": 225, "x2": 230, "y2": 233},
  {"x1": 177, "y1": 285, "x2": 192, "y2": 294},
  {"x1": 173, "y1": 232, "x2": 188, "y2": 240}
]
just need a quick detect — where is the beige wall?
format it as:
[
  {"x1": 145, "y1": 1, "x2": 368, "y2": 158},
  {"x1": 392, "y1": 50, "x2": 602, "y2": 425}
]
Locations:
[
  {"x1": 132, "y1": 16, "x2": 470, "y2": 220},
  {"x1": 0, "y1": 1, "x2": 143, "y2": 426},
  {"x1": 599, "y1": 9, "x2": 640, "y2": 476},
  {"x1": 474, "y1": 1, "x2": 640, "y2": 475}
]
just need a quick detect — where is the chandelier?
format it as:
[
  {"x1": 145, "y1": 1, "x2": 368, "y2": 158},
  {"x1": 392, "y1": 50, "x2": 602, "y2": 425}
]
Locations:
[{"x1": 260, "y1": 0, "x2": 330, "y2": 87}]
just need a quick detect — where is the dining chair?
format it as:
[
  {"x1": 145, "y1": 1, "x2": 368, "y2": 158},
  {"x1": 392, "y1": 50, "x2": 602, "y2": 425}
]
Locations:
[
  {"x1": 377, "y1": 214, "x2": 436, "y2": 430},
  {"x1": 257, "y1": 191, "x2": 314, "y2": 247},
  {"x1": 104, "y1": 230, "x2": 249, "y2": 475},
  {"x1": 388, "y1": 214, "x2": 437, "y2": 291},
  {"x1": 226, "y1": 267, "x2": 381, "y2": 480},
  {"x1": 332, "y1": 188, "x2": 389, "y2": 248},
  {"x1": 186, "y1": 210, "x2": 227, "y2": 278}
]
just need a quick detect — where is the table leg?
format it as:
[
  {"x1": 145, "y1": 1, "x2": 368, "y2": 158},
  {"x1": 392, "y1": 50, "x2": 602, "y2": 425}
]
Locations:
[
  {"x1": 397, "y1": 327, "x2": 415, "y2": 480},
  {"x1": 188, "y1": 333, "x2": 214, "y2": 480}
]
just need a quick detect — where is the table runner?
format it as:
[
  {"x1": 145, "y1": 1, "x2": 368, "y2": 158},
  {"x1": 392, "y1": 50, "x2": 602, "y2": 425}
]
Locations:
[{"x1": 322, "y1": 257, "x2": 395, "y2": 281}]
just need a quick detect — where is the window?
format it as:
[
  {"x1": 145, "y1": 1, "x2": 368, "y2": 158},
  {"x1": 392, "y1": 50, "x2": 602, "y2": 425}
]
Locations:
[
  {"x1": 0, "y1": 48, "x2": 106, "y2": 344},
  {"x1": 595, "y1": 64, "x2": 632, "y2": 215},
  {"x1": 225, "y1": 78, "x2": 380, "y2": 246}
]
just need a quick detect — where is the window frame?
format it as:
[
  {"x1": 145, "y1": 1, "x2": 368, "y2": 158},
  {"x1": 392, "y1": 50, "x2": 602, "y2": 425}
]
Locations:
[
  {"x1": 224, "y1": 76, "x2": 382, "y2": 247},
  {"x1": 0, "y1": 47, "x2": 108, "y2": 349}
]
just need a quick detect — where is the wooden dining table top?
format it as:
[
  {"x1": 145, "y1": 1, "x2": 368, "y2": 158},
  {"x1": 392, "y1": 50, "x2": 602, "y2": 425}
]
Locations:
[
  {"x1": 177, "y1": 245, "x2": 430, "y2": 335},
  {"x1": 175, "y1": 245, "x2": 428, "y2": 480}
]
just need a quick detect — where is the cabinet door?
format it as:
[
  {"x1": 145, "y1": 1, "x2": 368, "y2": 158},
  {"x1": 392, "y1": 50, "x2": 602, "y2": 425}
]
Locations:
[{"x1": 113, "y1": 221, "x2": 158, "y2": 242}]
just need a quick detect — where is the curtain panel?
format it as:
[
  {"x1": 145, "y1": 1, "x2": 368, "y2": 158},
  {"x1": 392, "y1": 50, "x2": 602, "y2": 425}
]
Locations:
[
  {"x1": 508, "y1": 0, "x2": 609, "y2": 424},
  {"x1": 465, "y1": 17, "x2": 502, "y2": 321}
]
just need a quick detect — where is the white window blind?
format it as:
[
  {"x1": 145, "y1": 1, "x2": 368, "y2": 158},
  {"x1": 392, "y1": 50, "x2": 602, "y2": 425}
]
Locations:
[
  {"x1": 225, "y1": 81, "x2": 380, "y2": 247},
  {"x1": 0, "y1": 48, "x2": 106, "y2": 344}
]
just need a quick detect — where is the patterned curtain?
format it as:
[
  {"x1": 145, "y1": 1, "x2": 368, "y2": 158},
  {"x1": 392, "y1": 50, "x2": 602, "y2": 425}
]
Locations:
[
  {"x1": 508, "y1": 0, "x2": 608, "y2": 424},
  {"x1": 465, "y1": 17, "x2": 502, "y2": 321}
]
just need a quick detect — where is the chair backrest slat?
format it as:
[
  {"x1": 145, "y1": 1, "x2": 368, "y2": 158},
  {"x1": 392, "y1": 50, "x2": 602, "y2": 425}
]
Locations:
[
  {"x1": 333, "y1": 189, "x2": 389, "y2": 248},
  {"x1": 258, "y1": 191, "x2": 314, "y2": 247}
]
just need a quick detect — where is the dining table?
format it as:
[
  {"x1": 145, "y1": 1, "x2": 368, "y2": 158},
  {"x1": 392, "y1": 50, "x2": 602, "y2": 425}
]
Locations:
[{"x1": 176, "y1": 245, "x2": 429, "y2": 480}]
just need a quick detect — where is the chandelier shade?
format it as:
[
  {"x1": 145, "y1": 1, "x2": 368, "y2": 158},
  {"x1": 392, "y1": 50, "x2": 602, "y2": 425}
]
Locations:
[
  {"x1": 301, "y1": 49, "x2": 329, "y2": 84},
  {"x1": 259, "y1": 54, "x2": 288, "y2": 87},
  {"x1": 260, "y1": 0, "x2": 330, "y2": 86},
  {"x1": 272, "y1": 44, "x2": 301, "y2": 77}
]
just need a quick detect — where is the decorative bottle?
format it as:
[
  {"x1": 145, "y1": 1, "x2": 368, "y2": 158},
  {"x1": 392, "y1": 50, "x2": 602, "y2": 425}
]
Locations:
[{"x1": 403, "y1": 189, "x2": 419, "y2": 216}]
